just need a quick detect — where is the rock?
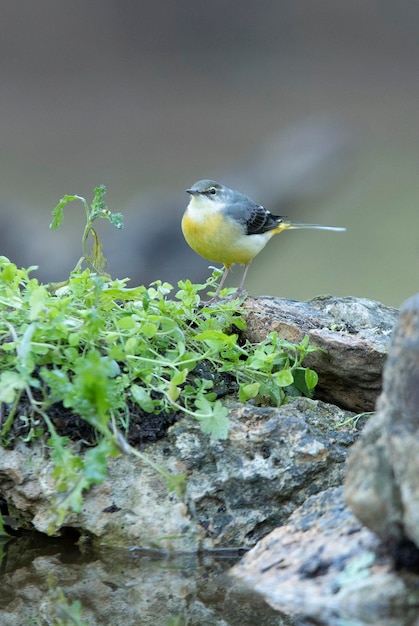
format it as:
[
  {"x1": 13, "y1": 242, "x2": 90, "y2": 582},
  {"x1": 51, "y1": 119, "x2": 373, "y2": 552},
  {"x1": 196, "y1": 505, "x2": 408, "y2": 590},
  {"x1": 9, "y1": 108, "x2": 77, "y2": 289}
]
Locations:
[
  {"x1": 345, "y1": 293, "x2": 419, "y2": 555},
  {"x1": 0, "y1": 439, "x2": 198, "y2": 551},
  {"x1": 0, "y1": 398, "x2": 357, "y2": 550},
  {"x1": 231, "y1": 486, "x2": 419, "y2": 625},
  {"x1": 230, "y1": 294, "x2": 419, "y2": 624},
  {"x1": 171, "y1": 398, "x2": 357, "y2": 549},
  {"x1": 244, "y1": 295, "x2": 398, "y2": 412}
]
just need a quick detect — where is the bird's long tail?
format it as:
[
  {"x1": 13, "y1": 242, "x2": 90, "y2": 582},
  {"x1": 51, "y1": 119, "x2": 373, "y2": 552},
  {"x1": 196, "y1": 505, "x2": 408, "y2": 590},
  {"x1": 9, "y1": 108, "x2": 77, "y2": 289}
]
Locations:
[{"x1": 276, "y1": 222, "x2": 346, "y2": 233}]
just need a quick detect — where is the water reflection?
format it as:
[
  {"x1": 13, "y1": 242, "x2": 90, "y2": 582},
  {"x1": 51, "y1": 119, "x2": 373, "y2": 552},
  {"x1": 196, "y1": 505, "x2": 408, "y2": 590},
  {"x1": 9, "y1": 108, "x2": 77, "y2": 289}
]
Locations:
[
  {"x1": 0, "y1": 533, "x2": 290, "y2": 625},
  {"x1": 1, "y1": 533, "x2": 419, "y2": 625}
]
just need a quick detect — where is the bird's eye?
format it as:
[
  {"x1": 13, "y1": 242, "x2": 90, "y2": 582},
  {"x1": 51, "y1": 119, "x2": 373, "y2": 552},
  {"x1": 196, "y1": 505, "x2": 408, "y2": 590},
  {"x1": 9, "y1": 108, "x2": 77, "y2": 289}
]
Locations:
[{"x1": 209, "y1": 187, "x2": 217, "y2": 195}]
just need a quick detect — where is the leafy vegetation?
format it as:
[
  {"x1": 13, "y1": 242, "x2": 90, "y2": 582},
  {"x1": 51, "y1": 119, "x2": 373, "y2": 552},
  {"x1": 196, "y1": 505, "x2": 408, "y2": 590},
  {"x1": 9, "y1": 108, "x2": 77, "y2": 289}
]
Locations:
[{"x1": 0, "y1": 186, "x2": 319, "y2": 532}]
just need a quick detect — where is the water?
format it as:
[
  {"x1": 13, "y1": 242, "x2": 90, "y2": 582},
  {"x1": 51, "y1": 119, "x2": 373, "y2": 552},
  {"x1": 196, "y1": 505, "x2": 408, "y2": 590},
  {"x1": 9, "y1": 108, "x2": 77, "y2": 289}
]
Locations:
[
  {"x1": 0, "y1": 533, "x2": 292, "y2": 625},
  {"x1": 1, "y1": 533, "x2": 419, "y2": 625}
]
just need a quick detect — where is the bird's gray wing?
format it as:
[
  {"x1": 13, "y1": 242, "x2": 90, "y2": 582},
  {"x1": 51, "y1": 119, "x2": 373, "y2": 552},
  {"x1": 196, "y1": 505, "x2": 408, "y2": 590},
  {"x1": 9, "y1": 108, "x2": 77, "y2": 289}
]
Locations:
[
  {"x1": 244, "y1": 204, "x2": 284, "y2": 235},
  {"x1": 224, "y1": 191, "x2": 285, "y2": 235}
]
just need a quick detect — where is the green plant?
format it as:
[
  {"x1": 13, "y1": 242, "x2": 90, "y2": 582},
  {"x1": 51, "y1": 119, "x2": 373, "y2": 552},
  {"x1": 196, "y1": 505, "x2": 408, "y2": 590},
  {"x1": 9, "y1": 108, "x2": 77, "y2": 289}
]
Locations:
[
  {"x1": 0, "y1": 186, "x2": 320, "y2": 532},
  {"x1": 50, "y1": 185, "x2": 123, "y2": 277},
  {"x1": 336, "y1": 411, "x2": 373, "y2": 429}
]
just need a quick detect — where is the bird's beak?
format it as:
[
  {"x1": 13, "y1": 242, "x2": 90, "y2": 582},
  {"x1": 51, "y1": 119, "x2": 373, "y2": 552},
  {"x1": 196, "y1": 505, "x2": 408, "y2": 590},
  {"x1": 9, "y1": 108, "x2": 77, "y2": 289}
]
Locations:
[{"x1": 186, "y1": 188, "x2": 197, "y2": 195}]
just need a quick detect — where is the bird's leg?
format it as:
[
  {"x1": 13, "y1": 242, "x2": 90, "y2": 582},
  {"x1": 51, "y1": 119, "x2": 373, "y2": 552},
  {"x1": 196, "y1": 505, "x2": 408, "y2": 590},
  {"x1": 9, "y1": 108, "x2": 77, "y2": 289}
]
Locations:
[
  {"x1": 200, "y1": 266, "x2": 230, "y2": 305},
  {"x1": 201, "y1": 263, "x2": 250, "y2": 306},
  {"x1": 236, "y1": 262, "x2": 251, "y2": 295},
  {"x1": 212, "y1": 265, "x2": 230, "y2": 299},
  {"x1": 216, "y1": 262, "x2": 251, "y2": 302}
]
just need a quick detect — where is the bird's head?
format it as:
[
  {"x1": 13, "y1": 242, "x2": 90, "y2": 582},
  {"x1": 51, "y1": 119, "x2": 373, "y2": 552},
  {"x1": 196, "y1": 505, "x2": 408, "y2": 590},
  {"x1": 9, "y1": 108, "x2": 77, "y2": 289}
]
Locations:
[{"x1": 186, "y1": 180, "x2": 232, "y2": 212}]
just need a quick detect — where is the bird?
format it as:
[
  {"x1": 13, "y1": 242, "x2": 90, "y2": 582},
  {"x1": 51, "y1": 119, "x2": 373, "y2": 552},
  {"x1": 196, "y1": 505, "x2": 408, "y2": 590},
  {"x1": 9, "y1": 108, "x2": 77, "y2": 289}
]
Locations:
[{"x1": 181, "y1": 179, "x2": 346, "y2": 300}]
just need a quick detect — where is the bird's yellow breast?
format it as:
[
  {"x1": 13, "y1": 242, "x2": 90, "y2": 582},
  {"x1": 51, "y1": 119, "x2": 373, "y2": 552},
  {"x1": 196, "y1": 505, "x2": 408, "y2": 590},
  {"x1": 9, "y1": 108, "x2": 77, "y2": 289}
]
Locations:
[{"x1": 182, "y1": 203, "x2": 273, "y2": 266}]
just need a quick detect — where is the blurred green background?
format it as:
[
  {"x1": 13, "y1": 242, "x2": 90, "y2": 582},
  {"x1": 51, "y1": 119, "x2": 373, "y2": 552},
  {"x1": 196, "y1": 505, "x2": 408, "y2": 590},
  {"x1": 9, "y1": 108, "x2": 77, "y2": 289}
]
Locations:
[{"x1": 0, "y1": 1, "x2": 418, "y2": 308}]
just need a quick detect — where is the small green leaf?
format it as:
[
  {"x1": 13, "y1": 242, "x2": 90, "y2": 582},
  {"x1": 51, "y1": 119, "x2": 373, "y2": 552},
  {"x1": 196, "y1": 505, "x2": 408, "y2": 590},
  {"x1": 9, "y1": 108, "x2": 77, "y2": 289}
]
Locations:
[
  {"x1": 167, "y1": 369, "x2": 188, "y2": 402},
  {"x1": 18, "y1": 322, "x2": 36, "y2": 374},
  {"x1": 232, "y1": 315, "x2": 247, "y2": 330},
  {"x1": 195, "y1": 329, "x2": 237, "y2": 345},
  {"x1": 50, "y1": 194, "x2": 85, "y2": 230},
  {"x1": 50, "y1": 203, "x2": 64, "y2": 231},
  {"x1": 84, "y1": 439, "x2": 117, "y2": 484},
  {"x1": 124, "y1": 337, "x2": 138, "y2": 355},
  {"x1": 171, "y1": 369, "x2": 188, "y2": 386},
  {"x1": 131, "y1": 384, "x2": 155, "y2": 412},
  {"x1": 141, "y1": 321, "x2": 158, "y2": 338},
  {"x1": 167, "y1": 379, "x2": 180, "y2": 402},
  {"x1": 195, "y1": 398, "x2": 230, "y2": 440},
  {"x1": 291, "y1": 367, "x2": 317, "y2": 397},
  {"x1": 305, "y1": 368, "x2": 318, "y2": 390},
  {"x1": 28, "y1": 284, "x2": 47, "y2": 320},
  {"x1": 0, "y1": 371, "x2": 26, "y2": 403},
  {"x1": 274, "y1": 368, "x2": 294, "y2": 387},
  {"x1": 239, "y1": 382, "x2": 260, "y2": 402},
  {"x1": 117, "y1": 316, "x2": 137, "y2": 330},
  {"x1": 300, "y1": 334, "x2": 310, "y2": 350},
  {"x1": 87, "y1": 227, "x2": 107, "y2": 274}
]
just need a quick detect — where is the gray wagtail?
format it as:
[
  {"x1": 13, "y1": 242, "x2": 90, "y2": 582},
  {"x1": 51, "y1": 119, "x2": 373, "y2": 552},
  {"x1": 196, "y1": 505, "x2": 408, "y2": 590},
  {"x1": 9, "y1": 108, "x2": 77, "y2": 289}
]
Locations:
[{"x1": 182, "y1": 179, "x2": 346, "y2": 300}]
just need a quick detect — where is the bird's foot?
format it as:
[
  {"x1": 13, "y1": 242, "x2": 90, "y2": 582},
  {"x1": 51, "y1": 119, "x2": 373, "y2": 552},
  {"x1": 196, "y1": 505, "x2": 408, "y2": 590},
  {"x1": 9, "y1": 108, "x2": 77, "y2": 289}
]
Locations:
[
  {"x1": 198, "y1": 295, "x2": 221, "y2": 307},
  {"x1": 198, "y1": 289, "x2": 247, "y2": 307}
]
